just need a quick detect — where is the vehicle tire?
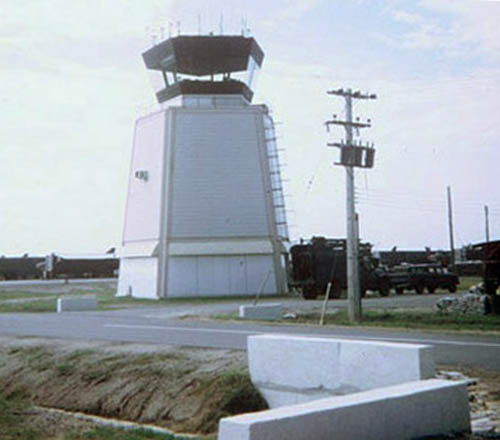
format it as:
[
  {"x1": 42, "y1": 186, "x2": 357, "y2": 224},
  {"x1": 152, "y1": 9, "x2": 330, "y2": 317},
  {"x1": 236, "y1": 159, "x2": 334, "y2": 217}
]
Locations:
[
  {"x1": 378, "y1": 279, "x2": 391, "y2": 297},
  {"x1": 448, "y1": 284, "x2": 457, "y2": 293},
  {"x1": 395, "y1": 287, "x2": 404, "y2": 295},
  {"x1": 302, "y1": 287, "x2": 318, "y2": 300},
  {"x1": 427, "y1": 284, "x2": 437, "y2": 294},
  {"x1": 415, "y1": 284, "x2": 424, "y2": 295},
  {"x1": 328, "y1": 280, "x2": 342, "y2": 299}
]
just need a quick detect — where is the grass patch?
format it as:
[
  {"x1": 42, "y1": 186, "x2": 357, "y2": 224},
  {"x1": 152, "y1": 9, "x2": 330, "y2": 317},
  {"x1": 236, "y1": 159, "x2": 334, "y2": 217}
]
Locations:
[
  {"x1": 0, "y1": 290, "x2": 57, "y2": 301},
  {"x1": 100, "y1": 293, "x2": 289, "y2": 309},
  {"x1": 0, "y1": 298, "x2": 57, "y2": 313},
  {"x1": 0, "y1": 276, "x2": 481, "y2": 313},
  {"x1": 64, "y1": 426, "x2": 199, "y2": 440},
  {"x1": 0, "y1": 345, "x2": 242, "y2": 438},
  {"x1": 0, "y1": 285, "x2": 154, "y2": 313},
  {"x1": 457, "y1": 276, "x2": 482, "y2": 292},
  {"x1": 216, "y1": 368, "x2": 268, "y2": 415},
  {"x1": 0, "y1": 396, "x2": 39, "y2": 440},
  {"x1": 195, "y1": 368, "x2": 267, "y2": 434},
  {"x1": 293, "y1": 309, "x2": 500, "y2": 332},
  {"x1": 212, "y1": 307, "x2": 500, "y2": 333},
  {"x1": 57, "y1": 363, "x2": 77, "y2": 376},
  {"x1": 0, "y1": 283, "x2": 289, "y2": 312},
  {"x1": 0, "y1": 396, "x2": 202, "y2": 440}
]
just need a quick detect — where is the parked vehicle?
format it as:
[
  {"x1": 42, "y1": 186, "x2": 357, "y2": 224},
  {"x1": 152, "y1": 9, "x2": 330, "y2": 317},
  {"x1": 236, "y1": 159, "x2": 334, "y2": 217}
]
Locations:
[
  {"x1": 472, "y1": 240, "x2": 500, "y2": 314},
  {"x1": 289, "y1": 237, "x2": 392, "y2": 300},
  {"x1": 42, "y1": 255, "x2": 119, "y2": 279},
  {"x1": 387, "y1": 264, "x2": 459, "y2": 295},
  {"x1": 0, "y1": 255, "x2": 44, "y2": 280}
]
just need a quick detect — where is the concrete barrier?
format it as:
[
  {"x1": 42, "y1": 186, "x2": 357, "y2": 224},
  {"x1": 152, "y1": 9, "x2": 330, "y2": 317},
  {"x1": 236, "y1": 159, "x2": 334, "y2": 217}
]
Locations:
[
  {"x1": 57, "y1": 295, "x2": 97, "y2": 312},
  {"x1": 218, "y1": 379, "x2": 470, "y2": 440},
  {"x1": 248, "y1": 334, "x2": 435, "y2": 408},
  {"x1": 239, "y1": 304, "x2": 282, "y2": 320}
]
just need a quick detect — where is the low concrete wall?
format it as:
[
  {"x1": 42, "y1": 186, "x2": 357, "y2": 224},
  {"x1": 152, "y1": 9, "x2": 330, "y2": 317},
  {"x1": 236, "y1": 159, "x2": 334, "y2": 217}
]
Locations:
[
  {"x1": 218, "y1": 379, "x2": 470, "y2": 440},
  {"x1": 239, "y1": 304, "x2": 282, "y2": 320},
  {"x1": 248, "y1": 334, "x2": 435, "y2": 408},
  {"x1": 57, "y1": 295, "x2": 97, "y2": 312}
]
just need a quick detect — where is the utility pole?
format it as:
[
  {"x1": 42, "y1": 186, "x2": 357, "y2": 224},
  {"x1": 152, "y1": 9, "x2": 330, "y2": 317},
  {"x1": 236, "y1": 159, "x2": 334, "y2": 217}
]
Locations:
[
  {"x1": 485, "y1": 205, "x2": 490, "y2": 242},
  {"x1": 325, "y1": 88, "x2": 377, "y2": 322},
  {"x1": 447, "y1": 186, "x2": 455, "y2": 268}
]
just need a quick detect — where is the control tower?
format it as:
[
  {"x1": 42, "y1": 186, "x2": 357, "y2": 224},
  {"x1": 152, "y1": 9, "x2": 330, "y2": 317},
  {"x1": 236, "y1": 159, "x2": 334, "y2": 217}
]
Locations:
[{"x1": 117, "y1": 35, "x2": 288, "y2": 298}]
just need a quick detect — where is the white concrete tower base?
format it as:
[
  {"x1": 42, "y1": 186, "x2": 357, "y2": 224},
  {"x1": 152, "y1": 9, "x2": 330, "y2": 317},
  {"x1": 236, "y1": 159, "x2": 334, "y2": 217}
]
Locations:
[{"x1": 118, "y1": 95, "x2": 288, "y2": 298}]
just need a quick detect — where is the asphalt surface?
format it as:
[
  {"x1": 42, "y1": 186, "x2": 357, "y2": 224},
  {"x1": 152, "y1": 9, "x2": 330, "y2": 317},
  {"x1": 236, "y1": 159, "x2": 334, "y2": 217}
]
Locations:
[
  {"x1": 0, "y1": 296, "x2": 498, "y2": 371},
  {"x1": 0, "y1": 278, "x2": 116, "y2": 287}
]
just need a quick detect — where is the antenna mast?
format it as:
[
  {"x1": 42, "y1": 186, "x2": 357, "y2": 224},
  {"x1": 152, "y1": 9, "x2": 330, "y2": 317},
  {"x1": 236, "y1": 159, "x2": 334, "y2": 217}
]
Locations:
[{"x1": 447, "y1": 186, "x2": 455, "y2": 268}]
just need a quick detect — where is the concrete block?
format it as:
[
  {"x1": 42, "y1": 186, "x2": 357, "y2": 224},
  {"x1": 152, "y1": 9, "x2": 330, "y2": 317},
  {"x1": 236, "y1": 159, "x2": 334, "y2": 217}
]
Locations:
[
  {"x1": 248, "y1": 334, "x2": 435, "y2": 408},
  {"x1": 239, "y1": 303, "x2": 282, "y2": 320},
  {"x1": 57, "y1": 295, "x2": 97, "y2": 312},
  {"x1": 218, "y1": 379, "x2": 470, "y2": 440}
]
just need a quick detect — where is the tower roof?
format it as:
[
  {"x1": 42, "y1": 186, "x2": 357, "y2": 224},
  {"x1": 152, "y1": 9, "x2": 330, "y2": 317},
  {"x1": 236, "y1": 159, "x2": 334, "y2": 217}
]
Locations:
[{"x1": 142, "y1": 35, "x2": 264, "y2": 77}]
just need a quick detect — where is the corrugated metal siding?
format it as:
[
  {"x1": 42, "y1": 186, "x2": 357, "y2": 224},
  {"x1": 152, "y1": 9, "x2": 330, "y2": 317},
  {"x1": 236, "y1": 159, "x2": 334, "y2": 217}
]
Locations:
[
  {"x1": 167, "y1": 255, "x2": 276, "y2": 297},
  {"x1": 169, "y1": 109, "x2": 270, "y2": 238},
  {"x1": 122, "y1": 112, "x2": 166, "y2": 243}
]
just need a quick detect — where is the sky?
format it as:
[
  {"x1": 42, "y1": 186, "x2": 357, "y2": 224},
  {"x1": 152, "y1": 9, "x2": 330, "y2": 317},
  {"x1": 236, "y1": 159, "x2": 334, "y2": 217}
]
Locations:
[{"x1": 1, "y1": 0, "x2": 499, "y2": 255}]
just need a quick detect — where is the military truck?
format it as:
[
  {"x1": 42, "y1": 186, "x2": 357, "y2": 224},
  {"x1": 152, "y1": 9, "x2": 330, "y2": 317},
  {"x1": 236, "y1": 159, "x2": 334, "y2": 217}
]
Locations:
[
  {"x1": 472, "y1": 240, "x2": 500, "y2": 314},
  {"x1": 289, "y1": 237, "x2": 392, "y2": 300},
  {"x1": 387, "y1": 264, "x2": 460, "y2": 295},
  {"x1": 0, "y1": 255, "x2": 44, "y2": 280}
]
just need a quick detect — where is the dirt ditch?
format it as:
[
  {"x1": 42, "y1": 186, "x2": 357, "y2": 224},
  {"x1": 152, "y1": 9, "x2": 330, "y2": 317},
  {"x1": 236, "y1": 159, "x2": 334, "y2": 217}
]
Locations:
[
  {"x1": 0, "y1": 336, "x2": 267, "y2": 436},
  {"x1": 0, "y1": 336, "x2": 499, "y2": 438}
]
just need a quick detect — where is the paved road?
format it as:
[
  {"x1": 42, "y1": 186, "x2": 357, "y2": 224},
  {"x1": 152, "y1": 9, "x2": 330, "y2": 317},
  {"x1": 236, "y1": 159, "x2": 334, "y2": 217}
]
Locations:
[
  {"x1": 0, "y1": 278, "x2": 115, "y2": 288},
  {"x1": 0, "y1": 302, "x2": 498, "y2": 371}
]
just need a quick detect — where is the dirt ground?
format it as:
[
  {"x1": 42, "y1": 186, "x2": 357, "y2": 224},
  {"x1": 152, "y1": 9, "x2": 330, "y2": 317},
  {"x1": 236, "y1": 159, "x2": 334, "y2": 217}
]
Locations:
[
  {"x1": 0, "y1": 335, "x2": 498, "y2": 438},
  {"x1": 438, "y1": 365, "x2": 500, "y2": 433},
  {"x1": 0, "y1": 336, "x2": 262, "y2": 437}
]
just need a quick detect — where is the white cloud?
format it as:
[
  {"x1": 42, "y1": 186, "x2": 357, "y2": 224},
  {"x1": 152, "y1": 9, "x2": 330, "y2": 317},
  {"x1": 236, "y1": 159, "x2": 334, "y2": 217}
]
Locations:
[
  {"x1": 281, "y1": 0, "x2": 322, "y2": 21},
  {"x1": 1, "y1": 0, "x2": 499, "y2": 253},
  {"x1": 385, "y1": 0, "x2": 500, "y2": 62}
]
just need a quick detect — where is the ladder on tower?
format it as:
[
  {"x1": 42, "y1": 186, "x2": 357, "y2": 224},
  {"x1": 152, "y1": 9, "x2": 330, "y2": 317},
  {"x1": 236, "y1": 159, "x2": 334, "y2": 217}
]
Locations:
[{"x1": 264, "y1": 114, "x2": 289, "y2": 241}]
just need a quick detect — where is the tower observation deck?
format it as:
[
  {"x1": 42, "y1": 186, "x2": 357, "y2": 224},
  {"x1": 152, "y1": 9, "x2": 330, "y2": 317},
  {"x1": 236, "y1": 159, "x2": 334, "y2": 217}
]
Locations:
[{"x1": 142, "y1": 35, "x2": 264, "y2": 103}]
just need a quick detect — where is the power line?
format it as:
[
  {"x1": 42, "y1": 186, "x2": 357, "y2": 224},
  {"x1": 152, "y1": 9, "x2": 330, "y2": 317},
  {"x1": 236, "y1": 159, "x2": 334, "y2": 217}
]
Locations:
[
  {"x1": 326, "y1": 87, "x2": 378, "y2": 323},
  {"x1": 261, "y1": 70, "x2": 500, "y2": 92},
  {"x1": 356, "y1": 187, "x2": 500, "y2": 210}
]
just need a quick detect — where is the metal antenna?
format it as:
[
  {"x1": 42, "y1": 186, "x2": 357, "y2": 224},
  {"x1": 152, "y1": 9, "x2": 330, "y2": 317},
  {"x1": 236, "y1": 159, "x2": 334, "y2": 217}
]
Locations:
[
  {"x1": 242, "y1": 15, "x2": 248, "y2": 36},
  {"x1": 146, "y1": 25, "x2": 157, "y2": 47},
  {"x1": 220, "y1": 13, "x2": 224, "y2": 34}
]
